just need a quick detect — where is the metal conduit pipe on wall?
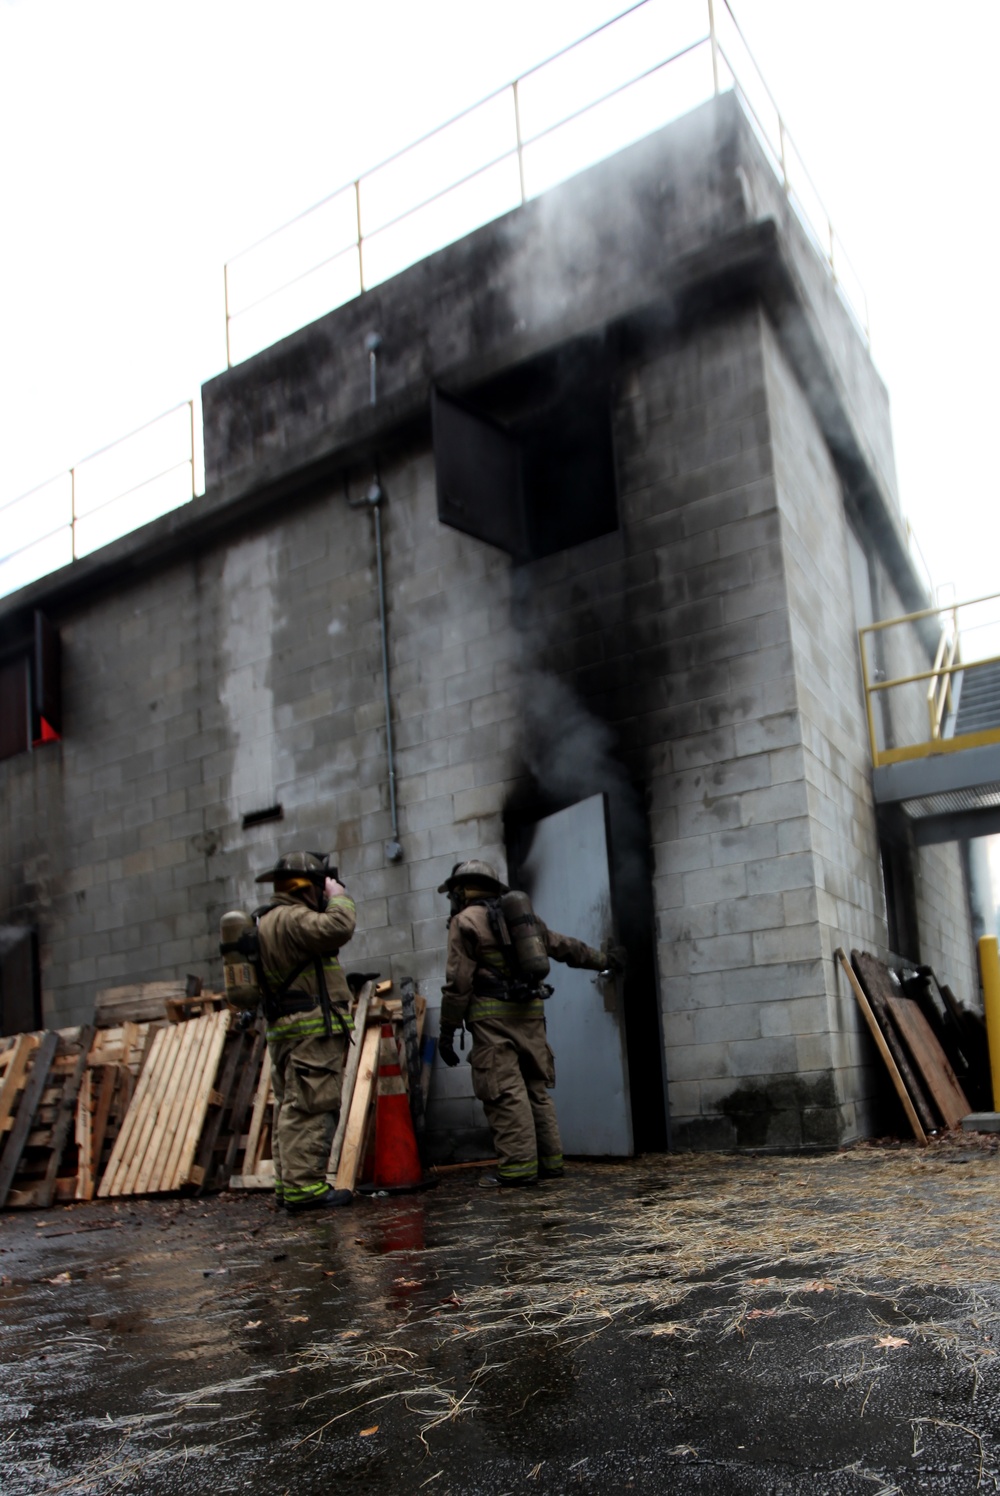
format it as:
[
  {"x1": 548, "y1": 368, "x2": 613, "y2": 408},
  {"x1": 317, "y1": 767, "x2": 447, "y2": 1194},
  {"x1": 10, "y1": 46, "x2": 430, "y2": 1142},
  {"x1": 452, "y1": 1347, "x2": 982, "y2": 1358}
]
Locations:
[{"x1": 350, "y1": 333, "x2": 403, "y2": 863}]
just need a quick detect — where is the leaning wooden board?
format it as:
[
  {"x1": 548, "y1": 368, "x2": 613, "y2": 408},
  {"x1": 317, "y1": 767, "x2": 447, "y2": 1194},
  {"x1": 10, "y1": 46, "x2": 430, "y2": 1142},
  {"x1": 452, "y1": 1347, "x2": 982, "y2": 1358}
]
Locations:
[
  {"x1": 836, "y1": 950, "x2": 927, "y2": 1146},
  {"x1": 334, "y1": 1024, "x2": 381, "y2": 1193},
  {"x1": 885, "y1": 993, "x2": 971, "y2": 1129},
  {"x1": 851, "y1": 951, "x2": 937, "y2": 1134},
  {"x1": 98, "y1": 1010, "x2": 230, "y2": 1197}
]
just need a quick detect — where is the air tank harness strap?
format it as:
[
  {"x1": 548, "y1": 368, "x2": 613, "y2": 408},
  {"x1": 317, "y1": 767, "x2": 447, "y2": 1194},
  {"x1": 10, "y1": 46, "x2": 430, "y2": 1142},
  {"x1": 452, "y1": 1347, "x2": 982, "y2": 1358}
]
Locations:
[{"x1": 312, "y1": 957, "x2": 352, "y2": 1044}]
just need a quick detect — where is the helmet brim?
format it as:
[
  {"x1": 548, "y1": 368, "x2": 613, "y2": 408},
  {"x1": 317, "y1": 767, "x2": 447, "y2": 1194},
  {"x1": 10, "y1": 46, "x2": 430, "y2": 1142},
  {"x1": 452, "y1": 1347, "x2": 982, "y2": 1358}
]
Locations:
[{"x1": 437, "y1": 874, "x2": 509, "y2": 895}]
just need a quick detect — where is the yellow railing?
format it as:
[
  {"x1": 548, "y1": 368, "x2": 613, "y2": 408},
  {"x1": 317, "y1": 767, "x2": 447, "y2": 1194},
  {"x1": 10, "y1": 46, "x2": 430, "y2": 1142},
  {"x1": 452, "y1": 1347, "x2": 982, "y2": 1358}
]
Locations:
[
  {"x1": 859, "y1": 591, "x2": 1000, "y2": 769},
  {"x1": 223, "y1": 0, "x2": 870, "y2": 367}
]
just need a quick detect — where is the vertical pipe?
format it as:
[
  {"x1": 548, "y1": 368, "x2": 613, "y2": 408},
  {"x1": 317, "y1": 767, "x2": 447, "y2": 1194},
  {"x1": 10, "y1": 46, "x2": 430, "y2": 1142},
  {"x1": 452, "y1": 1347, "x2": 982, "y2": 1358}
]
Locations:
[
  {"x1": 224, "y1": 264, "x2": 232, "y2": 369},
  {"x1": 978, "y1": 935, "x2": 1000, "y2": 1112},
  {"x1": 707, "y1": 0, "x2": 720, "y2": 95},
  {"x1": 512, "y1": 81, "x2": 527, "y2": 205},
  {"x1": 189, "y1": 399, "x2": 196, "y2": 498},
  {"x1": 70, "y1": 467, "x2": 77, "y2": 560},
  {"x1": 355, "y1": 180, "x2": 365, "y2": 293},
  {"x1": 373, "y1": 497, "x2": 400, "y2": 853},
  {"x1": 859, "y1": 627, "x2": 879, "y2": 767}
]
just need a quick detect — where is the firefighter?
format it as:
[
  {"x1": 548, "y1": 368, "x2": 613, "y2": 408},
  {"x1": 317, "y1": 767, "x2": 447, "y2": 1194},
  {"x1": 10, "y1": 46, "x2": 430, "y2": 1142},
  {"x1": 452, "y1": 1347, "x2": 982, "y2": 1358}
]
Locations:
[
  {"x1": 254, "y1": 851, "x2": 357, "y2": 1211},
  {"x1": 437, "y1": 860, "x2": 626, "y2": 1188}
]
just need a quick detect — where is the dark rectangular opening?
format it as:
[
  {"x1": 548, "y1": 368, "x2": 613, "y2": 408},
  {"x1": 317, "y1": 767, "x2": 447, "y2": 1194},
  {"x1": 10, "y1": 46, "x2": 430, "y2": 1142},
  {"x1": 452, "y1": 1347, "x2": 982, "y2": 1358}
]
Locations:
[
  {"x1": 433, "y1": 337, "x2": 619, "y2": 562},
  {"x1": 0, "y1": 928, "x2": 42, "y2": 1035},
  {"x1": 0, "y1": 656, "x2": 29, "y2": 762},
  {"x1": 242, "y1": 804, "x2": 284, "y2": 829}
]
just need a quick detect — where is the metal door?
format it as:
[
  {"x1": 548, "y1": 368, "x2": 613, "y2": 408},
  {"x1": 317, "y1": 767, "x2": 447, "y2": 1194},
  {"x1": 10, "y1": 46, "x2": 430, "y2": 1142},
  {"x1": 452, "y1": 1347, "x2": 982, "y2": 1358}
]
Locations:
[{"x1": 519, "y1": 793, "x2": 633, "y2": 1156}]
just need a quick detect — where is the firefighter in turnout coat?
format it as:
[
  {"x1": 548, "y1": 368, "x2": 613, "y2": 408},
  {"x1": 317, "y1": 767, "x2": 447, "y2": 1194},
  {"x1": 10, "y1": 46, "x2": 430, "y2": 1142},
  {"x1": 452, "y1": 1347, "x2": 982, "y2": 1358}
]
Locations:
[
  {"x1": 255, "y1": 852, "x2": 357, "y2": 1211},
  {"x1": 437, "y1": 860, "x2": 625, "y2": 1188}
]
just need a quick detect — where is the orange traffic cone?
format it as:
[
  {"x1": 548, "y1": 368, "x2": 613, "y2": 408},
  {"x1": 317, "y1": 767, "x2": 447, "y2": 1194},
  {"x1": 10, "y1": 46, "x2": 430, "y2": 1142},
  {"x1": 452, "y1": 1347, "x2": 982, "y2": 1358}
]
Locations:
[{"x1": 370, "y1": 1022, "x2": 426, "y2": 1193}]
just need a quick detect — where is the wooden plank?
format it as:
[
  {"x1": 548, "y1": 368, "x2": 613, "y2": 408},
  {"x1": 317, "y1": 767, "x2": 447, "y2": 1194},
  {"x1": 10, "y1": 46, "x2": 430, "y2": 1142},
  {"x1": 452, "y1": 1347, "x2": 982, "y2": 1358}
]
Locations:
[
  {"x1": 123, "y1": 1024, "x2": 188, "y2": 1195},
  {"x1": 98, "y1": 1025, "x2": 168, "y2": 1197},
  {"x1": 32, "y1": 1028, "x2": 95, "y2": 1208},
  {"x1": 94, "y1": 981, "x2": 188, "y2": 1025},
  {"x1": 885, "y1": 993, "x2": 971, "y2": 1129},
  {"x1": 836, "y1": 950, "x2": 927, "y2": 1146},
  {"x1": 158, "y1": 1013, "x2": 223, "y2": 1192},
  {"x1": 140, "y1": 1017, "x2": 204, "y2": 1194},
  {"x1": 241, "y1": 1048, "x2": 272, "y2": 1176},
  {"x1": 334, "y1": 1024, "x2": 381, "y2": 1194},
  {"x1": 0, "y1": 1032, "x2": 60, "y2": 1208},
  {"x1": 0, "y1": 1034, "x2": 39, "y2": 1137},
  {"x1": 852, "y1": 951, "x2": 937, "y2": 1134},
  {"x1": 215, "y1": 1027, "x2": 268, "y2": 1191},
  {"x1": 327, "y1": 980, "x2": 375, "y2": 1182},
  {"x1": 190, "y1": 1026, "x2": 249, "y2": 1191},
  {"x1": 75, "y1": 1068, "x2": 94, "y2": 1201},
  {"x1": 172, "y1": 1011, "x2": 230, "y2": 1189}
]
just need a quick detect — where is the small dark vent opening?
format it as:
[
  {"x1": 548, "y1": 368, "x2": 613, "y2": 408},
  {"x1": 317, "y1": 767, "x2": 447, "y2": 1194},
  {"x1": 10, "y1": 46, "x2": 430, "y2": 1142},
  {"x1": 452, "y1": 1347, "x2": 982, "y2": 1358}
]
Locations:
[{"x1": 242, "y1": 804, "x2": 284, "y2": 829}]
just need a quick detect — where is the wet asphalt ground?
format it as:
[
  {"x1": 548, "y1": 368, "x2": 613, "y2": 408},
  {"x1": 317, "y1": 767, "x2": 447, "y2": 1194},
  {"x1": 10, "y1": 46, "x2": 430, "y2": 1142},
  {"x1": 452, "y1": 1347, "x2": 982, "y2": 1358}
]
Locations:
[{"x1": 1, "y1": 1143, "x2": 999, "y2": 1495}]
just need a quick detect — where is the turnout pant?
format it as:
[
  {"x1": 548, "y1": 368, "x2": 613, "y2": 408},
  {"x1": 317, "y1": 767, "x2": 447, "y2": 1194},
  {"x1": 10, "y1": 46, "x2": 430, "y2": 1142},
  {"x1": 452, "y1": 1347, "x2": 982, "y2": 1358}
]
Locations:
[
  {"x1": 468, "y1": 1014, "x2": 563, "y2": 1183},
  {"x1": 267, "y1": 1009, "x2": 347, "y2": 1208}
]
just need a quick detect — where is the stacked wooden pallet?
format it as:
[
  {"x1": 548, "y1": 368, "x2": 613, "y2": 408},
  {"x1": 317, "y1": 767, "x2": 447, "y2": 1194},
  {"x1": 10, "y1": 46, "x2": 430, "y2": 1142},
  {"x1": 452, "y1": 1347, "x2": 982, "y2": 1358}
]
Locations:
[
  {"x1": 0, "y1": 976, "x2": 431, "y2": 1209},
  {"x1": 836, "y1": 948, "x2": 976, "y2": 1144}
]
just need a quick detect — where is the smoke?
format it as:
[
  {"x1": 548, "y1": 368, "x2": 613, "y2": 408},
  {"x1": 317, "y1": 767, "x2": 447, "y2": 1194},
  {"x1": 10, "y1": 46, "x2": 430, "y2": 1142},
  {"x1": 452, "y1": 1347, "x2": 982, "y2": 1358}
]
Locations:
[{"x1": 519, "y1": 665, "x2": 651, "y2": 937}]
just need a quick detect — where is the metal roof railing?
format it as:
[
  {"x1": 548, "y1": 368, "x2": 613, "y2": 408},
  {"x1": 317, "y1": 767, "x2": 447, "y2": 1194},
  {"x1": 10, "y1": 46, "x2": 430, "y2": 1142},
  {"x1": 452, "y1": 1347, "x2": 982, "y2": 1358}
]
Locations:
[
  {"x1": 1, "y1": 0, "x2": 871, "y2": 603},
  {"x1": 222, "y1": 0, "x2": 871, "y2": 367}
]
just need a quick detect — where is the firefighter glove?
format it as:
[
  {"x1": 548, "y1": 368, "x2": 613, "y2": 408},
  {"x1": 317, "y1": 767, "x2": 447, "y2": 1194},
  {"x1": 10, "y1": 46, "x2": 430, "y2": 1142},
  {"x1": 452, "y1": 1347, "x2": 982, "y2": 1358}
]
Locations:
[
  {"x1": 602, "y1": 944, "x2": 628, "y2": 976},
  {"x1": 438, "y1": 1026, "x2": 461, "y2": 1067}
]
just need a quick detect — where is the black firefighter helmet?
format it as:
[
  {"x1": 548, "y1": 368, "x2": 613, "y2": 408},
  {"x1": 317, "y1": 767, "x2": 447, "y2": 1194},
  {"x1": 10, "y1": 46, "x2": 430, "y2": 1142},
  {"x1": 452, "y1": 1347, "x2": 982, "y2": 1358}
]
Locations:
[
  {"x1": 255, "y1": 850, "x2": 335, "y2": 886},
  {"x1": 437, "y1": 859, "x2": 509, "y2": 896}
]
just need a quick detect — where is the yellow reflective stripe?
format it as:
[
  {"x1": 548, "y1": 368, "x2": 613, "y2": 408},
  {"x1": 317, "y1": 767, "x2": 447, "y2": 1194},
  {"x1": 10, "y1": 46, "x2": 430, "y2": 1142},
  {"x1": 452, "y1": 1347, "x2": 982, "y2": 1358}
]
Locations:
[
  {"x1": 469, "y1": 998, "x2": 544, "y2": 1020},
  {"x1": 498, "y1": 1159, "x2": 538, "y2": 1180},
  {"x1": 283, "y1": 1181, "x2": 328, "y2": 1203}
]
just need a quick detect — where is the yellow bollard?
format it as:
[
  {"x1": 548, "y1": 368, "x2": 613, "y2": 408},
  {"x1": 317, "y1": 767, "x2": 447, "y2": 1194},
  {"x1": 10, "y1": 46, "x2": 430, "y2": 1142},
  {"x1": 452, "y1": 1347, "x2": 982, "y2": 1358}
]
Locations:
[{"x1": 978, "y1": 935, "x2": 1000, "y2": 1113}]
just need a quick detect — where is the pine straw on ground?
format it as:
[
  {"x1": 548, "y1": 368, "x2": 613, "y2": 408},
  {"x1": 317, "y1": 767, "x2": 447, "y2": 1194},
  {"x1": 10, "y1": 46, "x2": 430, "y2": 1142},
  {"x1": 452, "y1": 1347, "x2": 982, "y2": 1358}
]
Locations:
[{"x1": 295, "y1": 1136, "x2": 1000, "y2": 1448}]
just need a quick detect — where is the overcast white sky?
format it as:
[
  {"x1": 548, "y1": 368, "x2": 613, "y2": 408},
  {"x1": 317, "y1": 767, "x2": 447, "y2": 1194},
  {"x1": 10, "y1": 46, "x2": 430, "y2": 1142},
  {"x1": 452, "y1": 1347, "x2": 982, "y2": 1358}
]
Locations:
[{"x1": 1, "y1": 0, "x2": 997, "y2": 597}]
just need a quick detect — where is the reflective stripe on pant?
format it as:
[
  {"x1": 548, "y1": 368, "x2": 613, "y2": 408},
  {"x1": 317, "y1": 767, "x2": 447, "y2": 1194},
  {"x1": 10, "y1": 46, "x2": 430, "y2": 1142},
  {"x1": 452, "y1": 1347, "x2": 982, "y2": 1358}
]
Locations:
[
  {"x1": 468, "y1": 1014, "x2": 562, "y2": 1184},
  {"x1": 268, "y1": 1009, "x2": 347, "y2": 1206}
]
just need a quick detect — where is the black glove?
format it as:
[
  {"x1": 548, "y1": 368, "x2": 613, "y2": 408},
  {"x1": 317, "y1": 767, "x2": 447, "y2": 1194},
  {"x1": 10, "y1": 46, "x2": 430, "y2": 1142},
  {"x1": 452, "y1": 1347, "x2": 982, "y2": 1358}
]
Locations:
[
  {"x1": 601, "y1": 944, "x2": 628, "y2": 977},
  {"x1": 438, "y1": 1026, "x2": 460, "y2": 1067}
]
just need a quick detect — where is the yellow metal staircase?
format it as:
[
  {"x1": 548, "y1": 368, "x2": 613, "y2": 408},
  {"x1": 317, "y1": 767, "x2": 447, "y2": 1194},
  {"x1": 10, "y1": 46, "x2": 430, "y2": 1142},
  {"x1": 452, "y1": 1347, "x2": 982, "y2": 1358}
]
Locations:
[{"x1": 860, "y1": 593, "x2": 1000, "y2": 845}]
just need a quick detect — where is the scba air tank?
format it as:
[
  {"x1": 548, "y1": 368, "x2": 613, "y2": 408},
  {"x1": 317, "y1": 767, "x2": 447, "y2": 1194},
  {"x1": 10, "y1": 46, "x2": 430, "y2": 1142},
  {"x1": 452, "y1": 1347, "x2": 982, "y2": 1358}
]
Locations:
[
  {"x1": 219, "y1": 910, "x2": 261, "y2": 1010},
  {"x1": 499, "y1": 890, "x2": 550, "y2": 983}
]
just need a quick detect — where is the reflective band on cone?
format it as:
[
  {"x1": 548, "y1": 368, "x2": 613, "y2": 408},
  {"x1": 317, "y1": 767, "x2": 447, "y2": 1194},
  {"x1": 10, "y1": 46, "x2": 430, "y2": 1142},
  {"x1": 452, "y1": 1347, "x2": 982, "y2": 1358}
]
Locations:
[{"x1": 372, "y1": 1022, "x2": 425, "y2": 1192}]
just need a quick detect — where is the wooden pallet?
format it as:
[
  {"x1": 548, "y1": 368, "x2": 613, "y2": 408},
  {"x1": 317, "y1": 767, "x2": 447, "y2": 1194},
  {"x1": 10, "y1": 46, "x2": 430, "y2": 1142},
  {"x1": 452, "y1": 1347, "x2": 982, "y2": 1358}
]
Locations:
[
  {"x1": 1, "y1": 1029, "x2": 96, "y2": 1209},
  {"x1": 228, "y1": 1049, "x2": 275, "y2": 1190},
  {"x1": 188, "y1": 1019, "x2": 267, "y2": 1193},
  {"x1": 74, "y1": 1023, "x2": 153, "y2": 1200},
  {"x1": 97, "y1": 1010, "x2": 231, "y2": 1197}
]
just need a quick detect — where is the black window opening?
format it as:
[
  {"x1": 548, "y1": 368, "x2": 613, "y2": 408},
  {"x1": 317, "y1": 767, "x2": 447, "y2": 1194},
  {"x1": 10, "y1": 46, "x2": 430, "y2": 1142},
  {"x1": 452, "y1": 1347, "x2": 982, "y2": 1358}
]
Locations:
[
  {"x1": 0, "y1": 610, "x2": 62, "y2": 763},
  {"x1": 432, "y1": 344, "x2": 619, "y2": 563},
  {"x1": 0, "y1": 927, "x2": 42, "y2": 1036}
]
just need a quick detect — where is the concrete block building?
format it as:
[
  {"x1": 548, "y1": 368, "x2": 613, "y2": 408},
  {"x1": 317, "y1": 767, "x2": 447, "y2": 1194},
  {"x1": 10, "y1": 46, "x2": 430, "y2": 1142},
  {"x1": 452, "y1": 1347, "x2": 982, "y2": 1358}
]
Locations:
[{"x1": 0, "y1": 92, "x2": 990, "y2": 1152}]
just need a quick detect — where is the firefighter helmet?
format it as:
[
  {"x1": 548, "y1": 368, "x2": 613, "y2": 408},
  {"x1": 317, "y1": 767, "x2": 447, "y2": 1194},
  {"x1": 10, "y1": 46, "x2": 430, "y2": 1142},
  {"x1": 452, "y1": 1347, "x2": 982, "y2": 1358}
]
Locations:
[
  {"x1": 255, "y1": 850, "x2": 328, "y2": 885},
  {"x1": 437, "y1": 859, "x2": 509, "y2": 895}
]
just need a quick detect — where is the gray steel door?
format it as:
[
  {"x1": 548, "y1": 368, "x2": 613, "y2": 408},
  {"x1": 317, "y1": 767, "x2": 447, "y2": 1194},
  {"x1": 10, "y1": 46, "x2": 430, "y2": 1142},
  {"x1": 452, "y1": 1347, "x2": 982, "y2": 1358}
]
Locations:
[{"x1": 520, "y1": 793, "x2": 633, "y2": 1156}]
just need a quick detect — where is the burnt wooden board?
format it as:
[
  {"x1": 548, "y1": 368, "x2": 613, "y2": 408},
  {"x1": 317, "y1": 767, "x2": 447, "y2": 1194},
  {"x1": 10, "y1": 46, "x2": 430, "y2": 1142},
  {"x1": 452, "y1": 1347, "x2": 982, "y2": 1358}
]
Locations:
[
  {"x1": 836, "y1": 951, "x2": 927, "y2": 1146},
  {"x1": 852, "y1": 951, "x2": 937, "y2": 1134},
  {"x1": 885, "y1": 994, "x2": 971, "y2": 1129}
]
